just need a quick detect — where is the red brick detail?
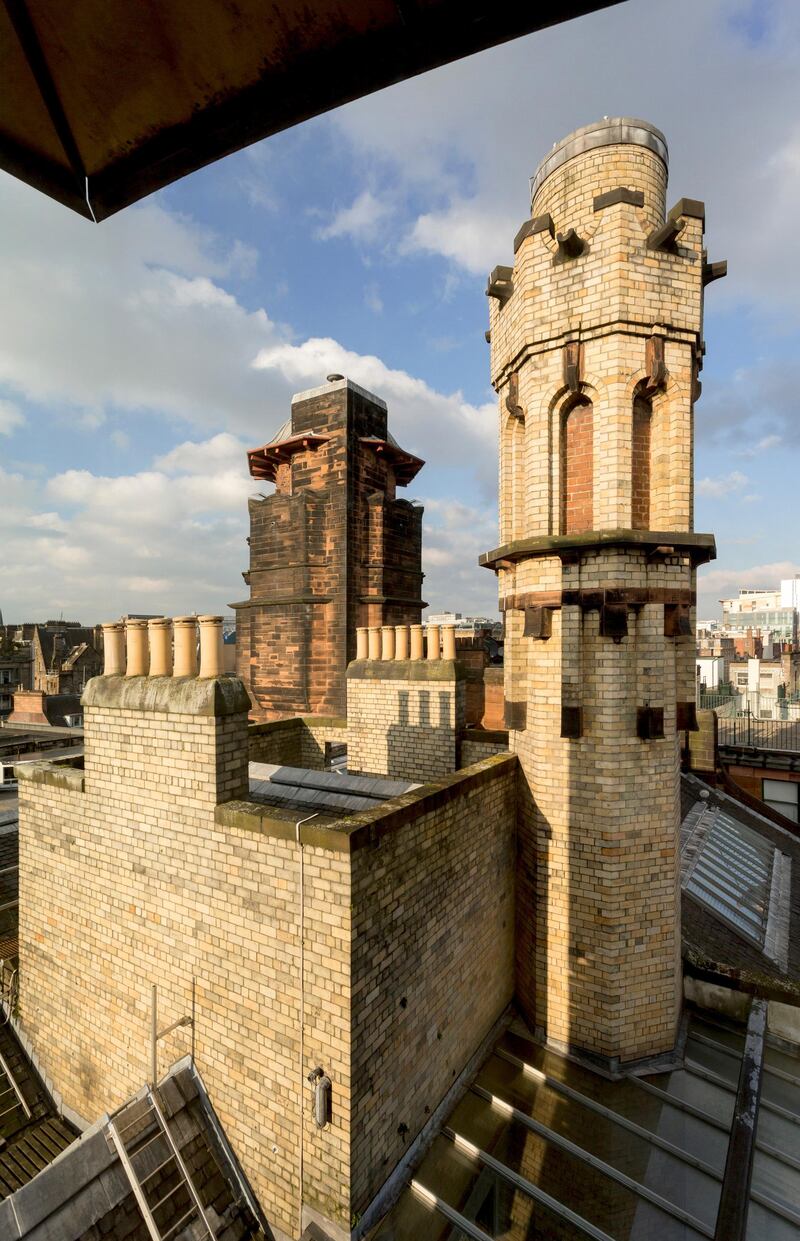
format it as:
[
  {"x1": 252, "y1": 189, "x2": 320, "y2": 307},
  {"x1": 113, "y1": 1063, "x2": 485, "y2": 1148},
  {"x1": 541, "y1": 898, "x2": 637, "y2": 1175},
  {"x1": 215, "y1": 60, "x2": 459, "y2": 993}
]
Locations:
[
  {"x1": 632, "y1": 396, "x2": 651, "y2": 530},
  {"x1": 561, "y1": 398, "x2": 593, "y2": 534}
]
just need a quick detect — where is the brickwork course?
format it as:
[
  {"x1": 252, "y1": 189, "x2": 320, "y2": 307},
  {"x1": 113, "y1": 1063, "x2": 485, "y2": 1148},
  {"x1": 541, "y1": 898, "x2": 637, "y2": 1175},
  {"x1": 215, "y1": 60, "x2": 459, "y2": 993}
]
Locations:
[
  {"x1": 483, "y1": 117, "x2": 720, "y2": 1065},
  {"x1": 233, "y1": 379, "x2": 426, "y2": 722}
]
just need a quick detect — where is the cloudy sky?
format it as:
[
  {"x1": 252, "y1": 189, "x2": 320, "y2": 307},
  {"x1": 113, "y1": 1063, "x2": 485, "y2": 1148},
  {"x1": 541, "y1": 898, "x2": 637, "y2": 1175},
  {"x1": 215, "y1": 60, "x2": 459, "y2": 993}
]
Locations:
[{"x1": 1, "y1": 0, "x2": 798, "y2": 624}]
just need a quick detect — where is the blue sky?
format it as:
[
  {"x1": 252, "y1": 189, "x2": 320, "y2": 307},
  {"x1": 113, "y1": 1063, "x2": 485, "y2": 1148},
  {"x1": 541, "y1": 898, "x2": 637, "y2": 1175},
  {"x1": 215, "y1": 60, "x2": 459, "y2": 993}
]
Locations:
[{"x1": 1, "y1": 0, "x2": 798, "y2": 624}]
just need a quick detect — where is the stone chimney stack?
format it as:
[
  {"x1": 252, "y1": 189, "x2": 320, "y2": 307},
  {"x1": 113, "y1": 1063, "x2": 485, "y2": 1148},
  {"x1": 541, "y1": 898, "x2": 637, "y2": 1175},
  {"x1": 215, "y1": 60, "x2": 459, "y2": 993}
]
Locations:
[
  {"x1": 481, "y1": 118, "x2": 724, "y2": 1066},
  {"x1": 347, "y1": 624, "x2": 465, "y2": 781}
]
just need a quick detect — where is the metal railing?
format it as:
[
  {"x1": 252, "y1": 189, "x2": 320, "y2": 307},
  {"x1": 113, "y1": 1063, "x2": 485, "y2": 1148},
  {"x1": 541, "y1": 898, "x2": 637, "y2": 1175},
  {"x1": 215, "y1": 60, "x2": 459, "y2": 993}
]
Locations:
[{"x1": 718, "y1": 714, "x2": 800, "y2": 755}]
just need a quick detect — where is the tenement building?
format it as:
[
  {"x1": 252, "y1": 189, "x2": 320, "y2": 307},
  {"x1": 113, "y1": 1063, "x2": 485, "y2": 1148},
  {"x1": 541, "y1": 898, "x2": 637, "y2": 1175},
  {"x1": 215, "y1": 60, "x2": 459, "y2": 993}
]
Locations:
[
  {"x1": 233, "y1": 377, "x2": 426, "y2": 720},
  {"x1": 11, "y1": 123, "x2": 800, "y2": 1241}
]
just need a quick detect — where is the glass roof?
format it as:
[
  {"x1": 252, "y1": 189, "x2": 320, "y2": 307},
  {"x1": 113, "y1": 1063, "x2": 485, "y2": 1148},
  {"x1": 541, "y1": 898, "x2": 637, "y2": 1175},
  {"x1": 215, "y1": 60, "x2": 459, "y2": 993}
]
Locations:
[
  {"x1": 682, "y1": 806, "x2": 787, "y2": 956},
  {"x1": 368, "y1": 1011, "x2": 800, "y2": 1240}
]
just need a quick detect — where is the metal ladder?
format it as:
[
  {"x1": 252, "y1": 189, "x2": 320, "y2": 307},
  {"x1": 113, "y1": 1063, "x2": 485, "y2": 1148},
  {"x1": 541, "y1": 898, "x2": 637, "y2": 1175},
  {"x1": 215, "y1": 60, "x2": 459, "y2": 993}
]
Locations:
[
  {"x1": 107, "y1": 1085, "x2": 214, "y2": 1241},
  {"x1": 0, "y1": 1045, "x2": 30, "y2": 1126}
]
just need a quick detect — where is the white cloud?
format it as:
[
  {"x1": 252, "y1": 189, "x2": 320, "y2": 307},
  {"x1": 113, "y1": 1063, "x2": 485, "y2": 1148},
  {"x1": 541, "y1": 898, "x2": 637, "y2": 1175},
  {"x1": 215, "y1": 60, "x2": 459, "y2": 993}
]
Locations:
[
  {"x1": 316, "y1": 191, "x2": 393, "y2": 243},
  {"x1": 0, "y1": 399, "x2": 24, "y2": 435},
  {"x1": 364, "y1": 283, "x2": 384, "y2": 314},
  {"x1": 734, "y1": 434, "x2": 782, "y2": 458},
  {"x1": 698, "y1": 559, "x2": 800, "y2": 618},
  {"x1": 420, "y1": 498, "x2": 499, "y2": 616},
  {"x1": 154, "y1": 432, "x2": 250, "y2": 473},
  {"x1": 253, "y1": 337, "x2": 496, "y2": 487},
  {"x1": 697, "y1": 470, "x2": 749, "y2": 498},
  {"x1": 1, "y1": 437, "x2": 254, "y2": 621},
  {"x1": 403, "y1": 200, "x2": 518, "y2": 276},
  {"x1": 0, "y1": 175, "x2": 284, "y2": 437},
  {"x1": 110, "y1": 430, "x2": 130, "y2": 450}
]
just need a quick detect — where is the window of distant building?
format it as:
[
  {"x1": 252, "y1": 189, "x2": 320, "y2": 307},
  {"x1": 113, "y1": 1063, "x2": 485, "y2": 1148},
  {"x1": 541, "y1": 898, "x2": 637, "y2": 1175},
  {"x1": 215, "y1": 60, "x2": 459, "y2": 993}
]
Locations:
[{"x1": 763, "y1": 778, "x2": 800, "y2": 824}]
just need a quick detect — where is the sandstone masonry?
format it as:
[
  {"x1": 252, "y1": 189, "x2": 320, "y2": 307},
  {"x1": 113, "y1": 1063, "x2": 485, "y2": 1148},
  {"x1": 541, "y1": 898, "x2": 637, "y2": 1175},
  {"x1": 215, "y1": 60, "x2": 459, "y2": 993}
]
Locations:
[{"x1": 233, "y1": 378, "x2": 426, "y2": 722}]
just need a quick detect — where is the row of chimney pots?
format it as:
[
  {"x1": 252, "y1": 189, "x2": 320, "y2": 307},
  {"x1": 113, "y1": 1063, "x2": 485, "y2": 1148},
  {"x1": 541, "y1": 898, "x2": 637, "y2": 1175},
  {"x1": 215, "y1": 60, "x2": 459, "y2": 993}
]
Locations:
[
  {"x1": 101, "y1": 619, "x2": 460, "y2": 679},
  {"x1": 356, "y1": 624, "x2": 458, "y2": 662},
  {"x1": 101, "y1": 616, "x2": 224, "y2": 678}
]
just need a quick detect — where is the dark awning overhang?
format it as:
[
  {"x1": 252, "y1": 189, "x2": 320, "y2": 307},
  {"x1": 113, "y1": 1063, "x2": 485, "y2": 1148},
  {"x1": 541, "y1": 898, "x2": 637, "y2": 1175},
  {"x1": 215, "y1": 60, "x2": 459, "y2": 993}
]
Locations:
[{"x1": 1, "y1": 1, "x2": 622, "y2": 222}]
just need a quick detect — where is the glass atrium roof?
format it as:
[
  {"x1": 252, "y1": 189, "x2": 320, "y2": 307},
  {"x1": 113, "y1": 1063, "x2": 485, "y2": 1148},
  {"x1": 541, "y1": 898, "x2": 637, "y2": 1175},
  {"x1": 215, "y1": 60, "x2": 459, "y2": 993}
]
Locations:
[{"x1": 368, "y1": 1010, "x2": 800, "y2": 1240}]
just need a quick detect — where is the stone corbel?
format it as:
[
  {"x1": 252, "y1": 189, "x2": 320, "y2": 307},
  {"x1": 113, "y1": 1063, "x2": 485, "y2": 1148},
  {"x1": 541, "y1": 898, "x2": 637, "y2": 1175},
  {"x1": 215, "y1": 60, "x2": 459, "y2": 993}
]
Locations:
[
  {"x1": 648, "y1": 198, "x2": 705, "y2": 253},
  {"x1": 562, "y1": 340, "x2": 583, "y2": 394},
  {"x1": 702, "y1": 259, "x2": 727, "y2": 286},
  {"x1": 556, "y1": 228, "x2": 586, "y2": 259},
  {"x1": 505, "y1": 370, "x2": 525, "y2": 421},
  {"x1": 486, "y1": 265, "x2": 513, "y2": 305},
  {"x1": 646, "y1": 216, "x2": 685, "y2": 252},
  {"x1": 644, "y1": 333, "x2": 668, "y2": 393}
]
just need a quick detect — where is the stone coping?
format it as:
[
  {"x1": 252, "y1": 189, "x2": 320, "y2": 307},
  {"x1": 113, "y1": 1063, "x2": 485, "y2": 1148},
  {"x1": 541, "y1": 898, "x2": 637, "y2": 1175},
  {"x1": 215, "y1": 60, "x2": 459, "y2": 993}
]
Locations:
[
  {"x1": 480, "y1": 529, "x2": 717, "y2": 569},
  {"x1": 15, "y1": 759, "x2": 85, "y2": 793},
  {"x1": 215, "y1": 752, "x2": 517, "y2": 852},
  {"x1": 346, "y1": 659, "x2": 467, "y2": 683},
  {"x1": 248, "y1": 715, "x2": 347, "y2": 735},
  {"x1": 290, "y1": 375, "x2": 388, "y2": 411},
  {"x1": 82, "y1": 674, "x2": 251, "y2": 717},
  {"x1": 530, "y1": 117, "x2": 668, "y2": 203}
]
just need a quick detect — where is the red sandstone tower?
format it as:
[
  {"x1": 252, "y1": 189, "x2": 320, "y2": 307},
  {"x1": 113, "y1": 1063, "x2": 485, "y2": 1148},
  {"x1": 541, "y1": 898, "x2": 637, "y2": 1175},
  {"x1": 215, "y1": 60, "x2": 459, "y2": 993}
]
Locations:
[{"x1": 233, "y1": 375, "x2": 426, "y2": 720}]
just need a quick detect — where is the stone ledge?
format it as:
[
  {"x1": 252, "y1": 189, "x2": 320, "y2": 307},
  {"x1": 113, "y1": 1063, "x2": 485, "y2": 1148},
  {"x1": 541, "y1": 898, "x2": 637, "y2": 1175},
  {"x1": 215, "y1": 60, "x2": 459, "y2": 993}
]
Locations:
[
  {"x1": 480, "y1": 529, "x2": 717, "y2": 569},
  {"x1": 346, "y1": 660, "x2": 467, "y2": 683},
  {"x1": 82, "y1": 674, "x2": 251, "y2": 717},
  {"x1": 16, "y1": 760, "x2": 85, "y2": 793}
]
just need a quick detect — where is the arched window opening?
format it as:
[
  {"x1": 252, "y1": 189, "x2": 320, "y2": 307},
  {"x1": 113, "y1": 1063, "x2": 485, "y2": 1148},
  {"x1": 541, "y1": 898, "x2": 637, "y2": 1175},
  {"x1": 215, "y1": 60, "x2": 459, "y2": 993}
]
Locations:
[
  {"x1": 632, "y1": 395, "x2": 652, "y2": 530},
  {"x1": 561, "y1": 397, "x2": 593, "y2": 534}
]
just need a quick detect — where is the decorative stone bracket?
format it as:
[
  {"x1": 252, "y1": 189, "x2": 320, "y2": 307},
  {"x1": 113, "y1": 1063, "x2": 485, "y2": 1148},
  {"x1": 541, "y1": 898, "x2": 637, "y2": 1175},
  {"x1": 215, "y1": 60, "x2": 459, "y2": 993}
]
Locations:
[
  {"x1": 486, "y1": 265, "x2": 514, "y2": 305},
  {"x1": 562, "y1": 340, "x2": 583, "y2": 393},
  {"x1": 505, "y1": 371, "x2": 525, "y2": 421},
  {"x1": 556, "y1": 228, "x2": 586, "y2": 260}
]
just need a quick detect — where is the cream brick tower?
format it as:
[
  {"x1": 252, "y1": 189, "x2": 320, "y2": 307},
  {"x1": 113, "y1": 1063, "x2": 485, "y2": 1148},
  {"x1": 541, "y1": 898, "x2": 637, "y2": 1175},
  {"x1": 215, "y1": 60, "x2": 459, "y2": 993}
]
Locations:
[{"x1": 481, "y1": 119, "x2": 724, "y2": 1065}]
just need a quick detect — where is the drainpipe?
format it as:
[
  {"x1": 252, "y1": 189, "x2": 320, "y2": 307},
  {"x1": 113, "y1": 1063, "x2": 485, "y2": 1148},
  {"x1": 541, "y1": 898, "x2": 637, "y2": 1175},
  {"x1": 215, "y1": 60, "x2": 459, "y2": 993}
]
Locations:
[{"x1": 295, "y1": 811, "x2": 318, "y2": 1235}]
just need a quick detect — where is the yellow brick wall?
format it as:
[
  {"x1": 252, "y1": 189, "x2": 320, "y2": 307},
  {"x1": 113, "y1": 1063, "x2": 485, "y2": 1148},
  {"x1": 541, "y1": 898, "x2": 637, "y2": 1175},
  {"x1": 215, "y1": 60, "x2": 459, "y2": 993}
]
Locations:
[
  {"x1": 348, "y1": 756, "x2": 517, "y2": 1212},
  {"x1": 488, "y1": 122, "x2": 709, "y2": 1064},
  {"x1": 18, "y1": 697, "x2": 351, "y2": 1239},
  {"x1": 347, "y1": 666, "x2": 465, "y2": 781}
]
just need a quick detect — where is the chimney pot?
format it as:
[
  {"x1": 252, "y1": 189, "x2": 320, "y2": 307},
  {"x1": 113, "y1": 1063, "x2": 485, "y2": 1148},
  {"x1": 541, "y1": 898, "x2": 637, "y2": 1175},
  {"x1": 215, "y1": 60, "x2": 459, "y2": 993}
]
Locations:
[
  {"x1": 441, "y1": 624, "x2": 457, "y2": 661},
  {"x1": 198, "y1": 615, "x2": 225, "y2": 678},
  {"x1": 173, "y1": 616, "x2": 198, "y2": 677},
  {"x1": 125, "y1": 619, "x2": 149, "y2": 676},
  {"x1": 101, "y1": 621, "x2": 126, "y2": 675},
  {"x1": 409, "y1": 624, "x2": 424, "y2": 661},
  {"x1": 426, "y1": 625, "x2": 441, "y2": 661},
  {"x1": 394, "y1": 625, "x2": 409, "y2": 660},
  {"x1": 380, "y1": 626, "x2": 395, "y2": 661},
  {"x1": 148, "y1": 618, "x2": 173, "y2": 676},
  {"x1": 368, "y1": 627, "x2": 381, "y2": 661},
  {"x1": 356, "y1": 627, "x2": 369, "y2": 661}
]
